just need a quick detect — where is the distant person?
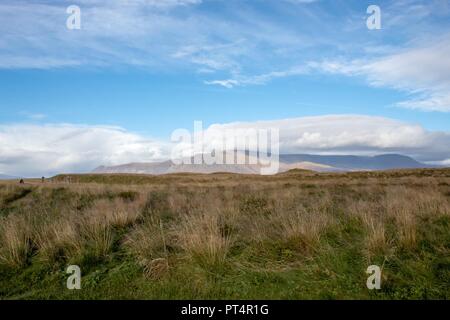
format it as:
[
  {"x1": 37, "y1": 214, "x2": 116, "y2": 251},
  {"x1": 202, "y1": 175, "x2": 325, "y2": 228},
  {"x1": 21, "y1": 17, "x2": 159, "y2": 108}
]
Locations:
[{"x1": 41, "y1": 176, "x2": 45, "y2": 183}]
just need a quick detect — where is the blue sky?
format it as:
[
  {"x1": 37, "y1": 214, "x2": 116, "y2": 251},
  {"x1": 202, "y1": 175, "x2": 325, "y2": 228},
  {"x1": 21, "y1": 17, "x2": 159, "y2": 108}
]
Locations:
[{"x1": 1, "y1": 0, "x2": 450, "y2": 176}]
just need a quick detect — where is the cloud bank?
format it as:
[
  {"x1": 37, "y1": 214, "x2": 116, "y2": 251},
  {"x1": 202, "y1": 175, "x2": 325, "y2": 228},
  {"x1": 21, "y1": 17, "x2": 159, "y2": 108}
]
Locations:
[
  {"x1": 0, "y1": 124, "x2": 169, "y2": 177},
  {"x1": 309, "y1": 35, "x2": 450, "y2": 112},
  {"x1": 207, "y1": 34, "x2": 450, "y2": 112},
  {"x1": 1, "y1": 115, "x2": 449, "y2": 177}
]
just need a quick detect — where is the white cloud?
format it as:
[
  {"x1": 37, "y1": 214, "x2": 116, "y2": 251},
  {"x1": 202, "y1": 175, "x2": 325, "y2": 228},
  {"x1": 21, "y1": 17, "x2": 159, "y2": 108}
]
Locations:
[
  {"x1": 204, "y1": 79, "x2": 239, "y2": 89},
  {"x1": 1, "y1": 115, "x2": 449, "y2": 177},
  {"x1": 75, "y1": 0, "x2": 202, "y2": 8},
  {"x1": 0, "y1": 124, "x2": 169, "y2": 177},
  {"x1": 171, "y1": 41, "x2": 246, "y2": 73},
  {"x1": 132, "y1": 0, "x2": 202, "y2": 6},
  {"x1": 435, "y1": 158, "x2": 450, "y2": 166},
  {"x1": 0, "y1": 0, "x2": 206, "y2": 69},
  {"x1": 205, "y1": 115, "x2": 450, "y2": 162},
  {"x1": 310, "y1": 35, "x2": 450, "y2": 112},
  {"x1": 19, "y1": 111, "x2": 47, "y2": 120},
  {"x1": 0, "y1": 0, "x2": 327, "y2": 74},
  {"x1": 363, "y1": 37, "x2": 450, "y2": 112},
  {"x1": 205, "y1": 66, "x2": 309, "y2": 88},
  {"x1": 285, "y1": 0, "x2": 319, "y2": 3},
  {"x1": 207, "y1": 34, "x2": 450, "y2": 112},
  {"x1": 0, "y1": 0, "x2": 448, "y2": 111}
]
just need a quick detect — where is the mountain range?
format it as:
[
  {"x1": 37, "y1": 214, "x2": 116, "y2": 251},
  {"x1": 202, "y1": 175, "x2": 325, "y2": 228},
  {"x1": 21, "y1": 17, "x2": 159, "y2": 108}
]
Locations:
[
  {"x1": 0, "y1": 174, "x2": 20, "y2": 180},
  {"x1": 93, "y1": 153, "x2": 435, "y2": 175}
]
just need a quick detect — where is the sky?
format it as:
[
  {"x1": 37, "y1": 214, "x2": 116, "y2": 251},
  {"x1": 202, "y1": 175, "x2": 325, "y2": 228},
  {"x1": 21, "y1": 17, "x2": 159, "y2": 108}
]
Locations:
[{"x1": 1, "y1": 0, "x2": 450, "y2": 176}]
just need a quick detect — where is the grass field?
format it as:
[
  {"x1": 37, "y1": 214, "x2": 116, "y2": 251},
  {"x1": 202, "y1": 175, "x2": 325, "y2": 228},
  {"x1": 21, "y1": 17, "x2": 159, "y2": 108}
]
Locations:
[{"x1": 0, "y1": 169, "x2": 449, "y2": 299}]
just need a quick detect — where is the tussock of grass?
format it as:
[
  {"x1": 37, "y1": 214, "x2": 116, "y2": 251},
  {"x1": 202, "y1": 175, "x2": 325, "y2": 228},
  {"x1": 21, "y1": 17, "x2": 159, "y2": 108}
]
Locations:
[
  {"x1": 177, "y1": 210, "x2": 233, "y2": 267},
  {"x1": 0, "y1": 214, "x2": 31, "y2": 267}
]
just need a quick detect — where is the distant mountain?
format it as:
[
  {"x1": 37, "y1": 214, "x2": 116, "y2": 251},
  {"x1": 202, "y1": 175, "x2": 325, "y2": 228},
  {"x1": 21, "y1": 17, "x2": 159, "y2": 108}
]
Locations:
[
  {"x1": 0, "y1": 174, "x2": 20, "y2": 180},
  {"x1": 279, "y1": 154, "x2": 430, "y2": 171},
  {"x1": 93, "y1": 153, "x2": 434, "y2": 175}
]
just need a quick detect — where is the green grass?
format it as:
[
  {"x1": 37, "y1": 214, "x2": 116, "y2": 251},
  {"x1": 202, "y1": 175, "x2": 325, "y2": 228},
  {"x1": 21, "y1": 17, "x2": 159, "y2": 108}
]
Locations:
[
  {"x1": 0, "y1": 169, "x2": 449, "y2": 299},
  {"x1": 1, "y1": 221, "x2": 447, "y2": 300}
]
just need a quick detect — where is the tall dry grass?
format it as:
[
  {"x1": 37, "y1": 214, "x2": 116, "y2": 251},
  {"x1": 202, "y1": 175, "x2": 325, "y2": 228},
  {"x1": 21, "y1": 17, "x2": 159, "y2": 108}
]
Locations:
[
  {"x1": 0, "y1": 187, "x2": 146, "y2": 265},
  {"x1": 124, "y1": 216, "x2": 170, "y2": 278},
  {"x1": 0, "y1": 214, "x2": 32, "y2": 267},
  {"x1": 384, "y1": 186, "x2": 449, "y2": 249},
  {"x1": 176, "y1": 209, "x2": 233, "y2": 266},
  {"x1": 0, "y1": 171, "x2": 449, "y2": 279}
]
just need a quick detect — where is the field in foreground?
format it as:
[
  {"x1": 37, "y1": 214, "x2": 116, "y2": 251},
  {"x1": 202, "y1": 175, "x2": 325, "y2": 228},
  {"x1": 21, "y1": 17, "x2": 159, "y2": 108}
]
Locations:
[{"x1": 0, "y1": 169, "x2": 449, "y2": 299}]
